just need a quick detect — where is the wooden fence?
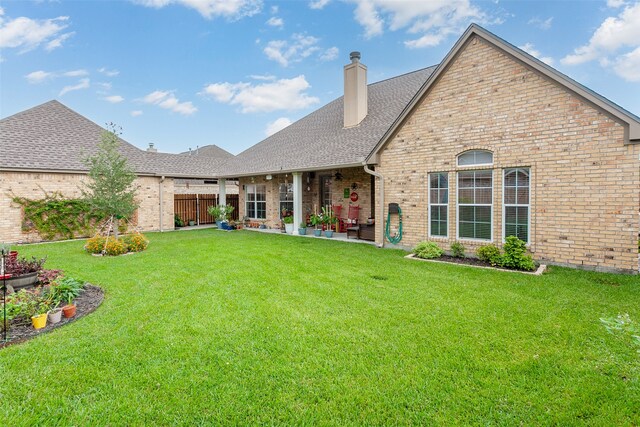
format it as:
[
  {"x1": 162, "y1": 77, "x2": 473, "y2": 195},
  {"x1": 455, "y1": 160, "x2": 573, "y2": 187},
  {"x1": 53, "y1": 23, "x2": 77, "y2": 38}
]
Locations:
[{"x1": 174, "y1": 194, "x2": 239, "y2": 225}]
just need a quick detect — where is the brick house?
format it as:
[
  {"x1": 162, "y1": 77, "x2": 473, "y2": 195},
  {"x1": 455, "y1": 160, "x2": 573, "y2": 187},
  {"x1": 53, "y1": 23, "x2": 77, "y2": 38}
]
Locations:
[
  {"x1": 215, "y1": 24, "x2": 640, "y2": 273},
  {"x1": 2, "y1": 24, "x2": 639, "y2": 273},
  {"x1": 0, "y1": 101, "x2": 236, "y2": 242}
]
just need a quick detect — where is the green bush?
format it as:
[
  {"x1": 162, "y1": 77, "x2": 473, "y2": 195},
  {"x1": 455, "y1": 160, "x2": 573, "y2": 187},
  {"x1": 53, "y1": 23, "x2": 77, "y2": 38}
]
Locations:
[
  {"x1": 413, "y1": 241, "x2": 444, "y2": 259},
  {"x1": 104, "y1": 237, "x2": 128, "y2": 256},
  {"x1": 476, "y1": 244, "x2": 502, "y2": 266},
  {"x1": 123, "y1": 233, "x2": 149, "y2": 252},
  {"x1": 501, "y1": 236, "x2": 536, "y2": 271},
  {"x1": 450, "y1": 241, "x2": 465, "y2": 258}
]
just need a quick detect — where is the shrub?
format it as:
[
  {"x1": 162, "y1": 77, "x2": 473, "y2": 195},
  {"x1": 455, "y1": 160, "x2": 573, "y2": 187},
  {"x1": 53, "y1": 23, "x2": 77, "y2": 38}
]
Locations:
[
  {"x1": 85, "y1": 235, "x2": 106, "y2": 254},
  {"x1": 38, "y1": 269, "x2": 63, "y2": 286},
  {"x1": 477, "y1": 244, "x2": 502, "y2": 266},
  {"x1": 123, "y1": 233, "x2": 149, "y2": 252},
  {"x1": 413, "y1": 241, "x2": 444, "y2": 259},
  {"x1": 104, "y1": 237, "x2": 127, "y2": 256},
  {"x1": 50, "y1": 276, "x2": 84, "y2": 306},
  {"x1": 501, "y1": 236, "x2": 536, "y2": 271},
  {"x1": 450, "y1": 242, "x2": 465, "y2": 258}
]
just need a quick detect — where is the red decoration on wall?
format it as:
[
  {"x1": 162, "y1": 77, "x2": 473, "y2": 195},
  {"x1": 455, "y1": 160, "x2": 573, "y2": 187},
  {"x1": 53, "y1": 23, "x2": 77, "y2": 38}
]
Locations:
[{"x1": 350, "y1": 192, "x2": 359, "y2": 202}]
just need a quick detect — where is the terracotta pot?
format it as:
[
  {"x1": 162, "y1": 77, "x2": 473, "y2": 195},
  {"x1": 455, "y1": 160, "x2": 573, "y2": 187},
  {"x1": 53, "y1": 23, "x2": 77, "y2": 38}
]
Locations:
[
  {"x1": 62, "y1": 304, "x2": 76, "y2": 318},
  {"x1": 48, "y1": 308, "x2": 62, "y2": 324},
  {"x1": 9, "y1": 251, "x2": 18, "y2": 262}
]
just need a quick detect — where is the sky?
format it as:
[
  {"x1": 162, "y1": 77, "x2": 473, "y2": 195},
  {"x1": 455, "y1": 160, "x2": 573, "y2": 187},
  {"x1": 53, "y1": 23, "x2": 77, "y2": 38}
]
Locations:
[{"x1": 1, "y1": 0, "x2": 639, "y2": 155}]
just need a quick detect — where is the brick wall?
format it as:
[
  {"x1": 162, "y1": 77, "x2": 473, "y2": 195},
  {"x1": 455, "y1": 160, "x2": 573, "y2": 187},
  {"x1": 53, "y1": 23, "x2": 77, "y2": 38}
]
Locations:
[
  {"x1": 0, "y1": 171, "x2": 175, "y2": 243},
  {"x1": 377, "y1": 36, "x2": 640, "y2": 273}
]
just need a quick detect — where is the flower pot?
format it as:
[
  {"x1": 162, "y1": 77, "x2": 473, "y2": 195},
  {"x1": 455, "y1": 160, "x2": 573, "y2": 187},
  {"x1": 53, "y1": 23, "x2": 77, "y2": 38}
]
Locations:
[
  {"x1": 48, "y1": 308, "x2": 62, "y2": 324},
  {"x1": 285, "y1": 223, "x2": 294, "y2": 234},
  {"x1": 314, "y1": 229, "x2": 322, "y2": 237},
  {"x1": 298, "y1": 228, "x2": 307, "y2": 235},
  {"x1": 4, "y1": 272, "x2": 38, "y2": 290},
  {"x1": 31, "y1": 313, "x2": 48, "y2": 329},
  {"x1": 62, "y1": 304, "x2": 76, "y2": 318},
  {"x1": 188, "y1": 220, "x2": 196, "y2": 226},
  {"x1": 259, "y1": 224, "x2": 266, "y2": 229},
  {"x1": 215, "y1": 220, "x2": 223, "y2": 229},
  {"x1": 324, "y1": 230, "x2": 334, "y2": 238}
]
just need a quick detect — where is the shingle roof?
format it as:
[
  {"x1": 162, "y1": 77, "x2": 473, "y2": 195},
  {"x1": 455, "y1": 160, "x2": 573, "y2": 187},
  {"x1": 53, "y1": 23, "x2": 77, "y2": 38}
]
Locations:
[
  {"x1": 0, "y1": 100, "x2": 226, "y2": 178},
  {"x1": 218, "y1": 66, "x2": 437, "y2": 177},
  {"x1": 180, "y1": 144, "x2": 235, "y2": 159}
]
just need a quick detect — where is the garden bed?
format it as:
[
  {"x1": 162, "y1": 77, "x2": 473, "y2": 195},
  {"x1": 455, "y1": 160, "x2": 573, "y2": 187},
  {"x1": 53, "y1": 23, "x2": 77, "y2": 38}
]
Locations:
[
  {"x1": 0, "y1": 284, "x2": 104, "y2": 349},
  {"x1": 404, "y1": 253, "x2": 546, "y2": 275}
]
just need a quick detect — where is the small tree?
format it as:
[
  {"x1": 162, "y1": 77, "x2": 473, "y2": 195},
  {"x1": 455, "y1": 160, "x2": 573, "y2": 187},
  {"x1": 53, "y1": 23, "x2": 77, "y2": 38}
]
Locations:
[{"x1": 82, "y1": 123, "x2": 138, "y2": 238}]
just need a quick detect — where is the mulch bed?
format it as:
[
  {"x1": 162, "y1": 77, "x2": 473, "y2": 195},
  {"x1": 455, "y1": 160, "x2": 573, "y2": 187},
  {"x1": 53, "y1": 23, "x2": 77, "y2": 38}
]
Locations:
[
  {"x1": 0, "y1": 284, "x2": 104, "y2": 349},
  {"x1": 405, "y1": 254, "x2": 546, "y2": 275}
]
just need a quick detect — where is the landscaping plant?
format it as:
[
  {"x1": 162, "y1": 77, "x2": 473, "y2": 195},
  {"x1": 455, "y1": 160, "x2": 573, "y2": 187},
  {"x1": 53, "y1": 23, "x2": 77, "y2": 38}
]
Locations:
[
  {"x1": 450, "y1": 241, "x2": 465, "y2": 258},
  {"x1": 476, "y1": 244, "x2": 502, "y2": 266},
  {"x1": 82, "y1": 123, "x2": 139, "y2": 238},
  {"x1": 501, "y1": 236, "x2": 535, "y2": 271},
  {"x1": 413, "y1": 241, "x2": 444, "y2": 259}
]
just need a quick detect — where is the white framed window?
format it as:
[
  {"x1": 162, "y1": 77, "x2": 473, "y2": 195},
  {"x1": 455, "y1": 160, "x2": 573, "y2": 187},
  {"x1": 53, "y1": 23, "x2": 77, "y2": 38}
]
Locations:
[
  {"x1": 457, "y1": 150, "x2": 493, "y2": 167},
  {"x1": 503, "y1": 168, "x2": 530, "y2": 243},
  {"x1": 245, "y1": 184, "x2": 266, "y2": 219},
  {"x1": 279, "y1": 183, "x2": 293, "y2": 217},
  {"x1": 429, "y1": 172, "x2": 448, "y2": 237},
  {"x1": 457, "y1": 170, "x2": 492, "y2": 241}
]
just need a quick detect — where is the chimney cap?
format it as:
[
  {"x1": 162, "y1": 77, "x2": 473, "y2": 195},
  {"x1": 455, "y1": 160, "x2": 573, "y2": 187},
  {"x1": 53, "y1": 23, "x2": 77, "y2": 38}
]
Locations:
[{"x1": 350, "y1": 51, "x2": 361, "y2": 62}]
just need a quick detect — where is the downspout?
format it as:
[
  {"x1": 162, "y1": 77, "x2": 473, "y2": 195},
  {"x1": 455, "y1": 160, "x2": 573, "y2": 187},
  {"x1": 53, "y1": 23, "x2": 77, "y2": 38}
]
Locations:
[
  {"x1": 159, "y1": 176, "x2": 165, "y2": 232},
  {"x1": 363, "y1": 163, "x2": 384, "y2": 248}
]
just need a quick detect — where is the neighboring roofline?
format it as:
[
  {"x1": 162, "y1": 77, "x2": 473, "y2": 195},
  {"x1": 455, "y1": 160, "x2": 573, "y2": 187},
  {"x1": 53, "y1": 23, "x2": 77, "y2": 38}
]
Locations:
[
  {"x1": 217, "y1": 162, "x2": 366, "y2": 179},
  {"x1": 366, "y1": 24, "x2": 640, "y2": 163},
  {"x1": 0, "y1": 167, "x2": 221, "y2": 180}
]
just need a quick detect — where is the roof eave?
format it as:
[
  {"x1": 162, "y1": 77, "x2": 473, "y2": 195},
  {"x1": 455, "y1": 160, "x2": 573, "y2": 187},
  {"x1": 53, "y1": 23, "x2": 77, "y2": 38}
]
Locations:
[{"x1": 217, "y1": 162, "x2": 366, "y2": 179}]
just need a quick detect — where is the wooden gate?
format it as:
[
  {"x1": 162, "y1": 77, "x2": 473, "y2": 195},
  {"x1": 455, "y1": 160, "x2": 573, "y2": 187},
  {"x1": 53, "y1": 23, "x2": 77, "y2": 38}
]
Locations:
[{"x1": 174, "y1": 194, "x2": 239, "y2": 225}]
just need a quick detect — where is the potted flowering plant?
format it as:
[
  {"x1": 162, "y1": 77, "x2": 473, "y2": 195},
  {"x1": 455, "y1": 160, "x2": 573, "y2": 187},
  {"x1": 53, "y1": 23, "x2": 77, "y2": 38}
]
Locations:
[
  {"x1": 321, "y1": 207, "x2": 338, "y2": 238},
  {"x1": 298, "y1": 222, "x2": 307, "y2": 235},
  {"x1": 282, "y1": 215, "x2": 294, "y2": 234}
]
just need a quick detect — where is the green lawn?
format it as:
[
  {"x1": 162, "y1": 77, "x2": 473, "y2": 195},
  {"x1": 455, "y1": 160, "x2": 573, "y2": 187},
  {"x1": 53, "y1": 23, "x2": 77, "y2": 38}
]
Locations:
[{"x1": 1, "y1": 229, "x2": 639, "y2": 425}]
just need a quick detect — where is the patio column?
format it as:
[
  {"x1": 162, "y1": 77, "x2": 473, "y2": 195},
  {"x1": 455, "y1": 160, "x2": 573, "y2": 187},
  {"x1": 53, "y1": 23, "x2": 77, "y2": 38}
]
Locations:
[
  {"x1": 219, "y1": 178, "x2": 226, "y2": 206},
  {"x1": 293, "y1": 172, "x2": 303, "y2": 235}
]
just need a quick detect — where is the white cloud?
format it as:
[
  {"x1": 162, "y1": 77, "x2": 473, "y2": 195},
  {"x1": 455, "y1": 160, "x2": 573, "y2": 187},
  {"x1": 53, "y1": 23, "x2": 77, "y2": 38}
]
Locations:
[
  {"x1": 266, "y1": 16, "x2": 283, "y2": 27},
  {"x1": 309, "y1": 0, "x2": 331, "y2": 9},
  {"x1": 104, "y1": 95, "x2": 125, "y2": 103},
  {"x1": 133, "y1": 0, "x2": 262, "y2": 20},
  {"x1": 63, "y1": 69, "x2": 89, "y2": 77},
  {"x1": 561, "y1": 3, "x2": 640, "y2": 82},
  {"x1": 131, "y1": 110, "x2": 144, "y2": 117},
  {"x1": 527, "y1": 17, "x2": 553, "y2": 30},
  {"x1": 202, "y1": 75, "x2": 320, "y2": 113},
  {"x1": 320, "y1": 46, "x2": 339, "y2": 61},
  {"x1": 614, "y1": 46, "x2": 640, "y2": 81},
  {"x1": 265, "y1": 117, "x2": 292, "y2": 136},
  {"x1": 519, "y1": 43, "x2": 554, "y2": 66},
  {"x1": 607, "y1": 0, "x2": 627, "y2": 7},
  {"x1": 249, "y1": 74, "x2": 276, "y2": 81},
  {"x1": 263, "y1": 33, "x2": 325, "y2": 66},
  {"x1": 141, "y1": 90, "x2": 197, "y2": 115},
  {"x1": 349, "y1": 0, "x2": 492, "y2": 48},
  {"x1": 25, "y1": 70, "x2": 54, "y2": 84},
  {"x1": 0, "y1": 13, "x2": 73, "y2": 52},
  {"x1": 562, "y1": 3, "x2": 640, "y2": 65},
  {"x1": 98, "y1": 67, "x2": 120, "y2": 77},
  {"x1": 59, "y1": 78, "x2": 90, "y2": 96}
]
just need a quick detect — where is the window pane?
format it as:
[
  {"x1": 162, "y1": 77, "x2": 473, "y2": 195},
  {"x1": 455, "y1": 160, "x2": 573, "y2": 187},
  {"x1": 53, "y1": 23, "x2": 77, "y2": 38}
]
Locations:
[
  {"x1": 459, "y1": 206, "x2": 475, "y2": 222},
  {"x1": 475, "y1": 222, "x2": 491, "y2": 240},
  {"x1": 504, "y1": 187, "x2": 516, "y2": 204},
  {"x1": 517, "y1": 170, "x2": 529, "y2": 187},
  {"x1": 430, "y1": 174, "x2": 439, "y2": 188},
  {"x1": 430, "y1": 189, "x2": 439, "y2": 203},
  {"x1": 458, "y1": 172, "x2": 475, "y2": 188},
  {"x1": 438, "y1": 189, "x2": 448, "y2": 204},
  {"x1": 459, "y1": 189, "x2": 474, "y2": 204},
  {"x1": 475, "y1": 206, "x2": 491, "y2": 222},
  {"x1": 475, "y1": 188, "x2": 492, "y2": 204},
  {"x1": 516, "y1": 187, "x2": 529, "y2": 204},
  {"x1": 504, "y1": 169, "x2": 517, "y2": 186},
  {"x1": 516, "y1": 224, "x2": 529, "y2": 243},
  {"x1": 459, "y1": 222, "x2": 475, "y2": 238},
  {"x1": 475, "y1": 170, "x2": 492, "y2": 186},
  {"x1": 458, "y1": 150, "x2": 493, "y2": 166}
]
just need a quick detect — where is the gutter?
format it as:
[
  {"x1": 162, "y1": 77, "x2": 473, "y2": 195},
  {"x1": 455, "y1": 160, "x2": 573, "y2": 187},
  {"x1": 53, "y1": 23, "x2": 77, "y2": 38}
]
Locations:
[
  {"x1": 159, "y1": 176, "x2": 165, "y2": 232},
  {"x1": 363, "y1": 163, "x2": 384, "y2": 248}
]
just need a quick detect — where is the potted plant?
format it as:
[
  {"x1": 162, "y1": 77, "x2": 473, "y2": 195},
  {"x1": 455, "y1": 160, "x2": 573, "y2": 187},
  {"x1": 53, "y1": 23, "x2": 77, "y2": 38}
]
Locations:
[
  {"x1": 174, "y1": 214, "x2": 184, "y2": 228},
  {"x1": 4, "y1": 256, "x2": 45, "y2": 290},
  {"x1": 298, "y1": 222, "x2": 307, "y2": 235},
  {"x1": 282, "y1": 215, "x2": 294, "y2": 234},
  {"x1": 52, "y1": 277, "x2": 83, "y2": 318},
  {"x1": 310, "y1": 214, "x2": 323, "y2": 237},
  {"x1": 30, "y1": 301, "x2": 50, "y2": 330},
  {"x1": 208, "y1": 205, "x2": 235, "y2": 229},
  {"x1": 259, "y1": 220, "x2": 267, "y2": 229},
  {"x1": 321, "y1": 207, "x2": 338, "y2": 238},
  {"x1": 188, "y1": 219, "x2": 196, "y2": 227}
]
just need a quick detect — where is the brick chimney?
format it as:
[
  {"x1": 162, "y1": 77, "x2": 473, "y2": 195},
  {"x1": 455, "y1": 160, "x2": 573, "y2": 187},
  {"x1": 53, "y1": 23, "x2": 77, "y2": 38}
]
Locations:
[{"x1": 343, "y1": 51, "x2": 367, "y2": 128}]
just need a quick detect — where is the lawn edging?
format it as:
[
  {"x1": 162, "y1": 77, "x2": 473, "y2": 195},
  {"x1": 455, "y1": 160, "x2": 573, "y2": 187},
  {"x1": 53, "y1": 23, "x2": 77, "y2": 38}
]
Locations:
[{"x1": 404, "y1": 253, "x2": 547, "y2": 275}]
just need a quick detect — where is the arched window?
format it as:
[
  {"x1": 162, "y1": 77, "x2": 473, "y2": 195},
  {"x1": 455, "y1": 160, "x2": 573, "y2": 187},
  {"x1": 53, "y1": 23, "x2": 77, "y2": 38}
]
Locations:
[{"x1": 457, "y1": 150, "x2": 493, "y2": 167}]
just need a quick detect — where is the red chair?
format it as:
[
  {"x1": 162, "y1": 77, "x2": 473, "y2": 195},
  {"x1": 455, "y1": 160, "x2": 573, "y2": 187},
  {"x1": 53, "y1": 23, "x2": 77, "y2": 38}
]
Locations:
[
  {"x1": 346, "y1": 205, "x2": 360, "y2": 227},
  {"x1": 331, "y1": 204, "x2": 343, "y2": 232}
]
